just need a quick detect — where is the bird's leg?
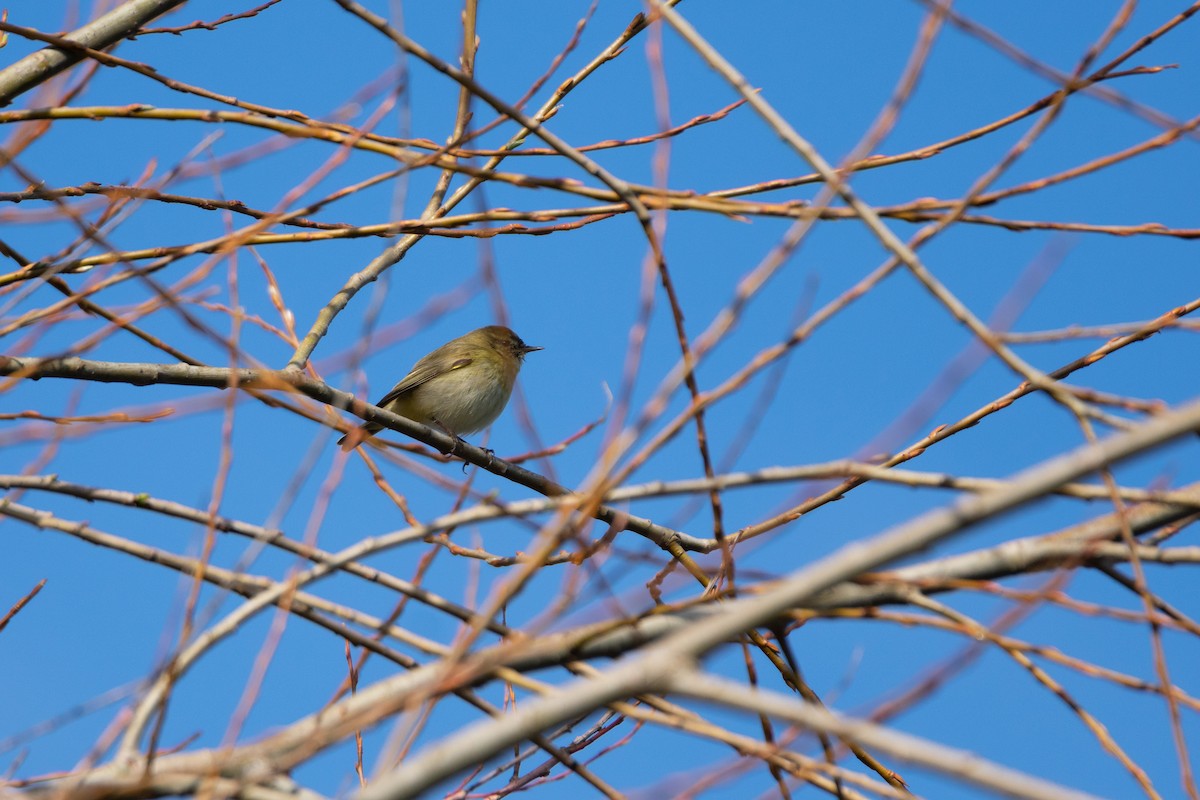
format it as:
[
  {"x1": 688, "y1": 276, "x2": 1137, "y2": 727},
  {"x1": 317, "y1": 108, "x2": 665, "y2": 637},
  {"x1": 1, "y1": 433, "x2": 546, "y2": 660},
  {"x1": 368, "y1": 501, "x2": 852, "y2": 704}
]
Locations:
[
  {"x1": 430, "y1": 418, "x2": 493, "y2": 471},
  {"x1": 431, "y1": 417, "x2": 468, "y2": 458}
]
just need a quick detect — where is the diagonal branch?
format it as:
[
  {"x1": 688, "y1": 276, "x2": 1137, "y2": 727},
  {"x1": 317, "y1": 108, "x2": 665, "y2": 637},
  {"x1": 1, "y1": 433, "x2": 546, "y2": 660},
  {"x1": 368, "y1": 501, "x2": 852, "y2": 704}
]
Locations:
[{"x1": 0, "y1": 0, "x2": 188, "y2": 106}]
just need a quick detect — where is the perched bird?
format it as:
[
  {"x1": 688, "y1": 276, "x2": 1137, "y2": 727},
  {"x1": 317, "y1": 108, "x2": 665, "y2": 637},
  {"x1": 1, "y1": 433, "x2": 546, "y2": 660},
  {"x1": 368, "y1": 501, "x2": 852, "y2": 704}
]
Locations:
[{"x1": 338, "y1": 325, "x2": 541, "y2": 451}]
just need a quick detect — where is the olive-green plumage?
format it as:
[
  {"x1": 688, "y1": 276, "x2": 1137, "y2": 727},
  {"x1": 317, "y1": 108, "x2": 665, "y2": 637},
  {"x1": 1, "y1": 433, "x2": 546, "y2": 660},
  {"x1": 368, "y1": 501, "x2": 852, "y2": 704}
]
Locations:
[{"x1": 338, "y1": 325, "x2": 540, "y2": 451}]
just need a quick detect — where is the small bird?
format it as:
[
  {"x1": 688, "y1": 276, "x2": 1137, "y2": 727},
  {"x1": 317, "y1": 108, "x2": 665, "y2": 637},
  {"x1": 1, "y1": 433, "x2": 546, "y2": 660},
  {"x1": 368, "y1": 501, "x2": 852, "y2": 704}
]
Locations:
[{"x1": 338, "y1": 325, "x2": 541, "y2": 451}]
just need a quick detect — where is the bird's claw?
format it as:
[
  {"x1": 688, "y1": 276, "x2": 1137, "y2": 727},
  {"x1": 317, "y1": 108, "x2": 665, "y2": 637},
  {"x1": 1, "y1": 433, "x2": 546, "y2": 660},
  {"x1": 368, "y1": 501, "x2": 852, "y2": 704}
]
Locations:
[{"x1": 459, "y1": 444, "x2": 495, "y2": 473}]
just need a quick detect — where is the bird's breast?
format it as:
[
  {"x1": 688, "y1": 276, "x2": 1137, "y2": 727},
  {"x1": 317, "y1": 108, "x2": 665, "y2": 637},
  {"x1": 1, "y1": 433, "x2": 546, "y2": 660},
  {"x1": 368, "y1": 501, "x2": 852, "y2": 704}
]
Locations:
[{"x1": 413, "y1": 358, "x2": 515, "y2": 435}]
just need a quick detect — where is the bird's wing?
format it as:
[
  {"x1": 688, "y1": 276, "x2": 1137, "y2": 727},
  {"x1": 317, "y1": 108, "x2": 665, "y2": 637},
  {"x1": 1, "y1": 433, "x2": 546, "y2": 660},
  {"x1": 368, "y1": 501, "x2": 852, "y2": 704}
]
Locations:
[{"x1": 374, "y1": 346, "x2": 473, "y2": 408}]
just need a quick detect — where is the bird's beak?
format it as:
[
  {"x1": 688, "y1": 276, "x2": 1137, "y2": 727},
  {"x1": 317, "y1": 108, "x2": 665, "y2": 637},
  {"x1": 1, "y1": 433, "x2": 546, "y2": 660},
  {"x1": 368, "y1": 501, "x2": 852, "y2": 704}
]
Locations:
[{"x1": 522, "y1": 345, "x2": 543, "y2": 354}]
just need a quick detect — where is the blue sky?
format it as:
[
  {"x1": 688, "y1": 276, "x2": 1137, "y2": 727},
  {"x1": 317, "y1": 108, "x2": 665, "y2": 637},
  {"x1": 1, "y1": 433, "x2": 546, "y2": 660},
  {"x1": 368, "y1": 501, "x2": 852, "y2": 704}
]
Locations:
[{"x1": 3, "y1": 2, "x2": 1199, "y2": 798}]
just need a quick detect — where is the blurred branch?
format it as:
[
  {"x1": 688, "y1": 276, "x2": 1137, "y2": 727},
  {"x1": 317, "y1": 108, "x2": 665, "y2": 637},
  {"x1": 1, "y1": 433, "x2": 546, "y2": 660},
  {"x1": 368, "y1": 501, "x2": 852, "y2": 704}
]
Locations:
[
  {"x1": 7, "y1": 416, "x2": 1199, "y2": 795},
  {"x1": 0, "y1": 579, "x2": 45, "y2": 634},
  {"x1": 668, "y1": 671, "x2": 1101, "y2": 800},
  {"x1": 344, "y1": 396, "x2": 1200, "y2": 795}
]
